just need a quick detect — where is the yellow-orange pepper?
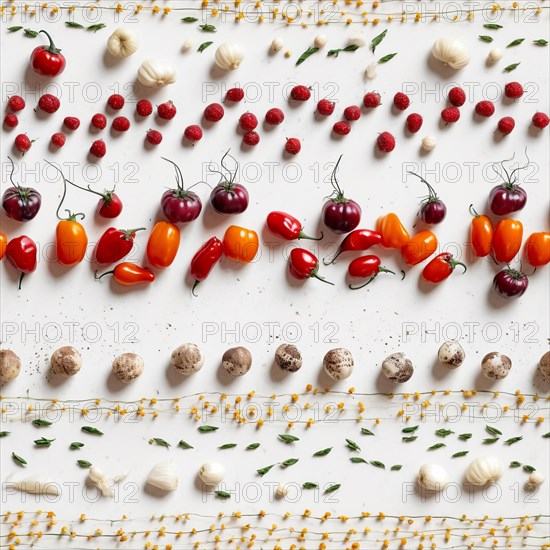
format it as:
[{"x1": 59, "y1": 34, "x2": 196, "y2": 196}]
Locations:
[
  {"x1": 223, "y1": 225, "x2": 259, "y2": 263},
  {"x1": 524, "y1": 231, "x2": 549, "y2": 267},
  {"x1": 0, "y1": 232, "x2": 7, "y2": 260},
  {"x1": 402, "y1": 230, "x2": 438, "y2": 266},
  {"x1": 146, "y1": 221, "x2": 180, "y2": 268},
  {"x1": 492, "y1": 219, "x2": 522, "y2": 263},
  {"x1": 376, "y1": 213, "x2": 410, "y2": 249}
]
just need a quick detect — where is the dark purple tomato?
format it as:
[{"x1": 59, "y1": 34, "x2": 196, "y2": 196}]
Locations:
[
  {"x1": 210, "y1": 182, "x2": 249, "y2": 215},
  {"x1": 2, "y1": 185, "x2": 42, "y2": 221},
  {"x1": 488, "y1": 184, "x2": 527, "y2": 216},
  {"x1": 420, "y1": 199, "x2": 447, "y2": 224},
  {"x1": 161, "y1": 189, "x2": 202, "y2": 223},
  {"x1": 493, "y1": 267, "x2": 528, "y2": 299},
  {"x1": 322, "y1": 198, "x2": 361, "y2": 234}
]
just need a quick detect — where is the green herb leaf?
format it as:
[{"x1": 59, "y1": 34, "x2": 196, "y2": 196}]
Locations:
[
  {"x1": 324, "y1": 483, "x2": 340, "y2": 494},
  {"x1": 402, "y1": 436, "x2": 418, "y2": 442},
  {"x1": 279, "y1": 434, "x2": 300, "y2": 443},
  {"x1": 391, "y1": 464, "x2": 403, "y2": 471},
  {"x1": 198, "y1": 41, "x2": 213, "y2": 53},
  {"x1": 150, "y1": 438, "x2": 171, "y2": 448},
  {"x1": 23, "y1": 29, "x2": 39, "y2": 37},
  {"x1": 77, "y1": 460, "x2": 92, "y2": 468},
  {"x1": 533, "y1": 39, "x2": 548, "y2": 46},
  {"x1": 7, "y1": 26, "x2": 23, "y2": 32},
  {"x1": 402, "y1": 425, "x2": 419, "y2": 433},
  {"x1": 523, "y1": 464, "x2": 536, "y2": 473},
  {"x1": 218, "y1": 443, "x2": 237, "y2": 450},
  {"x1": 370, "y1": 460, "x2": 385, "y2": 469},
  {"x1": 483, "y1": 438, "x2": 499, "y2": 444},
  {"x1": 361, "y1": 428, "x2": 374, "y2": 436},
  {"x1": 296, "y1": 46, "x2": 319, "y2": 66},
  {"x1": 452, "y1": 451, "x2": 469, "y2": 458},
  {"x1": 281, "y1": 458, "x2": 299, "y2": 467},
  {"x1": 486, "y1": 426, "x2": 502, "y2": 436},
  {"x1": 428, "y1": 443, "x2": 446, "y2": 451},
  {"x1": 215, "y1": 490, "x2": 231, "y2": 499},
  {"x1": 303, "y1": 482, "x2": 318, "y2": 489},
  {"x1": 543, "y1": 432, "x2": 550, "y2": 438},
  {"x1": 257, "y1": 464, "x2": 275, "y2": 477},
  {"x1": 371, "y1": 29, "x2": 387, "y2": 52},
  {"x1": 509, "y1": 461, "x2": 522, "y2": 468},
  {"x1": 12, "y1": 452, "x2": 27, "y2": 465},
  {"x1": 181, "y1": 17, "x2": 199, "y2": 22},
  {"x1": 504, "y1": 436, "x2": 523, "y2": 446},
  {"x1": 34, "y1": 437, "x2": 55, "y2": 447},
  {"x1": 483, "y1": 23, "x2": 503, "y2": 29},
  {"x1": 313, "y1": 447, "x2": 332, "y2": 457},
  {"x1": 32, "y1": 419, "x2": 52, "y2": 427},
  {"x1": 246, "y1": 443, "x2": 260, "y2": 450},
  {"x1": 81, "y1": 426, "x2": 103, "y2": 436},
  {"x1": 346, "y1": 439, "x2": 360, "y2": 451},
  {"x1": 327, "y1": 44, "x2": 359, "y2": 57},
  {"x1": 87, "y1": 23, "x2": 106, "y2": 32},
  {"x1": 199, "y1": 24, "x2": 216, "y2": 32},
  {"x1": 458, "y1": 433, "x2": 472, "y2": 440},
  {"x1": 70, "y1": 442, "x2": 84, "y2": 450},
  {"x1": 479, "y1": 35, "x2": 494, "y2": 43},
  {"x1": 350, "y1": 457, "x2": 367, "y2": 463},
  {"x1": 378, "y1": 52, "x2": 397, "y2": 63},
  {"x1": 435, "y1": 429, "x2": 454, "y2": 437},
  {"x1": 65, "y1": 21, "x2": 85, "y2": 28},
  {"x1": 504, "y1": 62, "x2": 521, "y2": 72},
  {"x1": 506, "y1": 38, "x2": 525, "y2": 48},
  {"x1": 178, "y1": 440, "x2": 193, "y2": 449},
  {"x1": 0, "y1": 431, "x2": 10, "y2": 437},
  {"x1": 198, "y1": 425, "x2": 218, "y2": 432}
]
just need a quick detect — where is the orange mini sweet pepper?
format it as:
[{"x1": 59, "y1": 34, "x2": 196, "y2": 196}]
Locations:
[{"x1": 376, "y1": 213, "x2": 410, "y2": 249}]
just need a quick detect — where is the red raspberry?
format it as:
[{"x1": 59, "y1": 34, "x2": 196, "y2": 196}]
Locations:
[
  {"x1": 112, "y1": 116, "x2": 131, "y2": 132},
  {"x1": 37, "y1": 94, "x2": 60, "y2": 113},
  {"x1": 136, "y1": 99, "x2": 153, "y2": 117},
  {"x1": 475, "y1": 100, "x2": 495, "y2": 117},
  {"x1": 504, "y1": 82, "x2": 523, "y2": 99},
  {"x1": 333, "y1": 121, "x2": 351, "y2": 135},
  {"x1": 4, "y1": 113, "x2": 19, "y2": 128},
  {"x1": 243, "y1": 131, "x2": 260, "y2": 146},
  {"x1": 15, "y1": 134, "x2": 33, "y2": 153},
  {"x1": 317, "y1": 99, "x2": 335, "y2": 116},
  {"x1": 63, "y1": 116, "x2": 80, "y2": 131},
  {"x1": 343, "y1": 106, "x2": 361, "y2": 121},
  {"x1": 7, "y1": 95, "x2": 25, "y2": 112},
  {"x1": 290, "y1": 85, "x2": 311, "y2": 102},
  {"x1": 532, "y1": 112, "x2": 550, "y2": 129},
  {"x1": 204, "y1": 103, "x2": 225, "y2": 122},
  {"x1": 107, "y1": 94, "x2": 125, "y2": 110},
  {"x1": 448, "y1": 87, "x2": 466, "y2": 107},
  {"x1": 184, "y1": 125, "x2": 203, "y2": 142},
  {"x1": 239, "y1": 112, "x2": 258, "y2": 131},
  {"x1": 363, "y1": 92, "x2": 381, "y2": 108},
  {"x1": 157, "y1": 100, "x2": 177, "y2": 120},
  {"x1": 90, "y1": 139, "x2": 107, "y2": 158},
  {"x1": 393, "y1": 92, "x2": 410, "y2": 111},
  {"x1": 265, "y1": 108, "x2": 285, "y2": 125},
  {"x1": 441, "y1": 106, "x2": 461, "y2": 124},
  {"x1": 51, "y1": 132, "x2": 66, "y2": 148},
  {"x1": 91, "y1": 113, "x2": 107, "y2": 130},
  {"x1": 225, "y1": 87, "x2": 245, "y2": 102},
  {"x1": 285, "y1": 138, "x2": 301, "y2": 155},
  {"x1": 146, "y1": 129, "x2": 163, "y2": 145},
  {"x1": 497, "y1": 116, "x2": 515, "y2": 135},
  {"x1": 376, "y1": 132, "x2": 395, "y2": 153},
  {"x1": 406, "y1": 113, "x2": 423, "y2": 133}
]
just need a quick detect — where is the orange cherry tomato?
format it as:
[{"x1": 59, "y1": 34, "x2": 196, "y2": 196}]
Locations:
[
  {"x1": 525, "y1": 232, "x2": 550, "y2": 267},
  {"x1": 222, "y1": 225, "x2": 259, "y2": 263},
  {"x1": 0, "y1": 232, "x2": 7, "y2": 260},
  {"x1": 376, "y1": 213, "x2": 410, "y2": 249},
  {"x1": 146, "y1": 221, "x2": 180, "y2": 268},
  {"x1": 56, "y1": 218, "x2": 88, "y2": 266},
  {"x1": 492, "y1": 219, "x2": 523, "y2": 263},
  {"x1": 96, "y1": 262, "x2": 155, "y2": 286},
  {"x1": 469, "y1": 205, "x2": 493, "y2": 258},
  {"x1": 402, "y1": 230, "x2": 438, "y2": 266}
]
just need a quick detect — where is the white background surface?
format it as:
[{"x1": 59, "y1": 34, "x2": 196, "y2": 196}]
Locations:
[{"x1": 1, "y1": 2, "x2": 549, "y2": 545}]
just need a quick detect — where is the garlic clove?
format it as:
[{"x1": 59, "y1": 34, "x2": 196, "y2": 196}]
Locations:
[
  {"x1": 365, "y1": 61, "x2": 378, "y2": 80},
  {"x1": 466, "y1": 456, "x2": 504, "y2": 486},
  {"x1": 421, "y1": 136, "x2": 437, "y2": 152},
  {"x1": 5, "y1": 474, "x2": 60, "y2": 496},
  {"x1": 487, "y1": 48, "x2": 503, "y2": 64},
  {"x1": 214, "y1": 43, "x2": 245, "y2": 71},
  {"x1": 271, "y1": 37, "x2": 284, "y2": 53},
  {"x1": 137, "y1": 59, "x2": 177, "y2": 88},
  {"x1": 525, "y1": 471, "x2": 544, "y2": 491},
  {"x1": 182, "y1": 39, "x2": 194, "y2": 53},
  {"x1": 417, "y1": 464, "x2": 449, "y2": 492},
  {"x1": 314, "y1": 34, "x2": 328, "y2": 48},
  {"x1": 199, "y1": 462, "x2": 225, "y2": 486},
  {"x1": 432, "y1": 37, "x2": 470, "y2": 70},
  {"x1": 275, "y1": 484, "x2": 288, "y2": 498},
  {"x1": 146, "y1": 460, "x2": 179, "y2": 492},
  {"x1": 107, "y1": 28, "x2": 139, "y2": 58},
  {"x1": 348, "y1": 33, "x2": 366, "y2": 48}
]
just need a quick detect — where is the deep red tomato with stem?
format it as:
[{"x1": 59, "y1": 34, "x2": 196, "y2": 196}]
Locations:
[
  {"x1": 30, "y1": 30, "x2": 66, "y2": 76},
  {"x1": 488, "y1": 153, "x2": 529, "y2": 216},
  {"x1": 322, "y1": 155, "x2": 362, "y2": 234},
  {"x1": 407, "y1": 171, "x2": 447, "y2": 225},
  {"x1": 209, "y1": 150, "x2": 249, "y2": 214},
  {"x1": 493, "y1": 266, "x2": 528, "y2": 298},
  {"x1": 266, "y1": 211, "x2": 322, "y2": 241},
  {"x1": 2, "y1": 157, "x2": 42, "y2": 221},
  {"x1": 95, "y1": 227, "x2": 146, "y2": 265},
  {"x1": 64, "y1": 177, "x2": 123, "y2": 219},
  {"x1": 422, "y1": 253, "x2": 467, "y2": 283},
  {"x1": 189, "y1": 236, "x2": 223, "y2": 295},
  {"x1": 348, "y1": 255, "x2": 395, "y2": 290},
  {"x1": 95, "y1": 262, "x2": 154, "y2": 286},
  {"x1": 5, "y1": 235, "x2": 37, "y2": 288},
  {"x1": 324, "y1": 229, "x2": 382, "y2": 265},
  {"x1": 161, "y1": 158, "x2": 203, "y2": 223},
  {"x1": 289, "y1": 248, "x2": 333, "y2": 285}
]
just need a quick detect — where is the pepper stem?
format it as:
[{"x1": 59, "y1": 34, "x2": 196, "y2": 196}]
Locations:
[
  {"x1": 192, "y1": 280, "x2": 201, "y2": 297},
  {"x1": 18, "y1": 272, "x2": 25, "y2": 290},
  {"x1": 122, "y1": 228, "x2": 146, "y2": 239},
  {"x1": 66, "y1": 178, "x2": 108, "y2": 199},
  {"x1": 323, "y1": 249, "x2": 341, "y2": 266},
  {"x1": 95, "y1": 270, "x2": 114, "y2": 281},
  {"x1": 299, "y1": 230, "x2": 323, "y2": 241},
  {"x1": 469, "y1": 204, "x2": 480, "y2": 218},
  {"x1": 408, "y1": 171, "x2": 438, "y2": 201},
  {"x1": 45, "y1": 161, "x2": 86, "y2": 221},
  {"x1": 312, "y1": 273, "x2": 334, "y2": 286},
  {"x1": 7, "y1": 156, "x2": 22, "y2": 191},
  {"x1": 39, "y1": 30, "x2": 61, "y2": 54},
  {"x1": 349, "y1": 275, "x2": 376, "y2": 290},
  {"x1": 449, "y1": 259, "x2": 467, "y2": 273}
]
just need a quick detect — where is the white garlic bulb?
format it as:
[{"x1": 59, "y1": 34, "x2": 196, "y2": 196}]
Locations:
[
  {"x1": 87, "y1": 466, "x2": 114, "y2": 498},
  {"x1": 421, "y1": 136, "x2": 437, "y2": 151},
  {"x1": 271, "y1": 37, "x2": 284, "y2": 52},
  {"x1": 525, "y1": 471, "x2": 544, "y2": 491},
  {"x1": 182, "y1": 39, "x2": 194, "y2": 52},
  {"x1": 348, "y1": 33, "x2": 366, "y2": 48},
  {"x1": 275, "y1": 484, "x2": 288, "y2": 498},
  {"x1": 365, "y1": 61, "x2": 378, "y2": 80},
  {"x1": 417, "y1": 464, "x2": 449, "y2": 492},
  {"x1": 314, "y1": 34, "x2": 327, "y2": 48},
  {"x1": 487, "y1": 48, "x2": 503, "y2": 64},
  {"x1": 107, "y1": 28, "x2": 139, "y2": 58},
  {"x1": 199, "y1": 462, "x2": 225, "y2": 486},
  {"x1": 214, "y1": 43, "x2": 245, "y2": 71},
  {"x1": 137, "y1": 59, "x2": 176, "y2": 87},
  {"x1": 146, "y1": 460, "x2": 178, "y2": 492},
  {"x1": 5, "y1": 474, "x2": 60, "y2": 496},
  {"x1": 432, "y1": 37, "x2": 470, "y2": 69},
  {"x1": 466, "y1": 456, "x2": 504, "y2": 486}
]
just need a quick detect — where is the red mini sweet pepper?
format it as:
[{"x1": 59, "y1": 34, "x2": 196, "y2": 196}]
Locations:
[
  {"x1": 324, "y1": 229, "x2": 382, "y2": 265},
  {"x1": 189, "y1": 236, "x2": 223, "y2": 295},
  {"x1": 266, "y1": 211, "x2": 322, "y2": 241},
  {"x1": 95, "y1": 227, "x2": 146, "y2": 265},
  {"x1": 348, "y1": 255, "x2": 395, "y2": 289},
  {"x1": 5, "y1": 235, "x2": 37, "y2": 288},
  {"x1": 422, "y1": 253, "x2": 467, "y2": 283},
  {"x1": 96, "y1": 262, "x2": 155, "y2": 286},
  {"x1": 288, "y1": 248, "x2": 333, "y2": 285}
]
